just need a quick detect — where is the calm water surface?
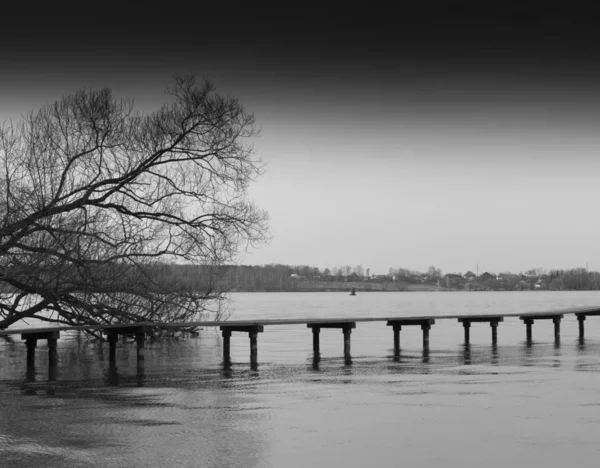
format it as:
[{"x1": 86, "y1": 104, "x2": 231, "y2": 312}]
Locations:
[{"x1": 2, "y1": 291, "x2": 600, "y2": 467}]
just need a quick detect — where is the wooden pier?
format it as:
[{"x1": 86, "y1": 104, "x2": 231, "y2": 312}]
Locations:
[{"x1": 2, "y1": 305, "x2": 600, "y2": 372}]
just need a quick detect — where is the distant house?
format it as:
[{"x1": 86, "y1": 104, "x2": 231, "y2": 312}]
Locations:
[
  {"x1": 409, "y1": 274, "x2": 423, "y2": 283},
  {"x1": 479, "y1": 272, "x2": 495, "y2": 282},
  {"x1": 443, "y1": 273, "x2": 463, "y2": 289},
  {"x1": 464, "y1": 271, "x2": 476, "y2": 281}
]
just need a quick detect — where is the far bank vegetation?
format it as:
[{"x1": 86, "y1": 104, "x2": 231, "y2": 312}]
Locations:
[{"x1": 5, "y1": 263, "x2": 588, "y2": 293}]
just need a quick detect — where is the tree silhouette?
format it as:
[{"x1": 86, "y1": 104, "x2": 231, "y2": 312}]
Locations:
[{"x1": 0, "y1": 76, "x2": 268, "y2": 330}]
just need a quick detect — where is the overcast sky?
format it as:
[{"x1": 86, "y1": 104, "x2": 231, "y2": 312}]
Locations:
[{"x1": 2, "y1": 2, "x2": 600, "y2": 275}]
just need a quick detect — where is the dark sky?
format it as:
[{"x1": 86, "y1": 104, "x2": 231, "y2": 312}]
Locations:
[
  {"x1": 3, "y1": 2, "x2": 600, "y2": 80},
  {"x1": 3, "y1": 2, "x2": 600, "y2": 273}
]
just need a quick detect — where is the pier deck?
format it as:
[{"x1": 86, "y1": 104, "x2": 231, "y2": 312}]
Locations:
[{"x1": 2, "y1": 305, "x2": 600, "y2": 370}]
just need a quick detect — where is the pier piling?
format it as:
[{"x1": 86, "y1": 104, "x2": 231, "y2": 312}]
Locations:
[
  {"x1": 577, "y1": 314, "x2": 586, "y2": 340},
  {"x1": 107, "y1": 334, "x2": 118, "y2": 364},
  {"x1": 525, "y1": 319, "x2": 533, "y2": 341},
  {"x1": 392, "y1": 325, "x2": 401, "y2": 356},
  {"x1": 103, "y1": 326, "x2": 150, "y2": 373},
  {"x1": 307, "y1": 322, "x2": 356, "y2": 361},
  {"x1": 222, "y1": 329, "x2": 232, "y2": 365},
  {"x1": 519, "y1": 314, "x2": 563, "y2": 342},
  {"x1": 135, "y1": 331, "x2": 145, "y2": 362},
  {"x1": 21, "y1": 331, "x2": 60, "y2": 371},
  {"x1": 48, "y1": 336, "x2": 58, "y2": 368},
  {"x1": 553, "y1": 317, "x2": 561, "y2": 341},
  {"x1": 462, "y1": 322, "x2": 471, "y2": 345},
  {"x1": 312, "y1": 327, "x2": 320, "y2": 356},
  {"x1": 219, "y1": 325, "x2": 264, "y2": 368},
  {"x1": 343, "y1": 325, "x2": 352, "y2": 359},
  {"x1": 458, "y1": 317, "x2": 503, "y2": 344},
  {"x1": 491, "y1": 321, "x2": 498, "y2": 344},
  {"x1": 386, "y1": 319, "x2": 435, "y2": 352},
  {"x1": 250, "y1": 331, "x2": 259, "y2": 368},
  {"x1": 421, "y1": 323, "x2": 431, "y2": 347},
  {"x1": 25, "y1": 338, "x2": 36, "y2": 368}
]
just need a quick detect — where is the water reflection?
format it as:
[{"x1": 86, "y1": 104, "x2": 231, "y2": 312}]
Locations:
[
  {"x1": 422, "y1": 346, "x2": 430, "y2": 364},
  {"x1": 25, "y1": 367, "x2": 36, "y2": 383},
  {"x1": 48, "y1": 363, "x2": 58, "y2": 382},
  {"x1": 311, "y1": 354, "x2": 320, "y2": 370},
  {"x1": 491, "y1": 344, "x2": 499, "y2": 366},
  {"x1": 106, "y1": 365, "x2": 120, "y2": 386},
  {"x1": 463, "y1": 345, "x2": 471, "y2": 365},
  {"x1": 3, "y1": 307, "x2": 600, "y2": 468}
]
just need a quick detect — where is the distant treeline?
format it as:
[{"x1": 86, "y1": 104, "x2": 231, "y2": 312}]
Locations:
[
  {"x1": 2, "y1": 262, "x2": 598, "y2": 294},
  {"x1": 150, "y1": 263, "x2": 600, "y2": 292}
]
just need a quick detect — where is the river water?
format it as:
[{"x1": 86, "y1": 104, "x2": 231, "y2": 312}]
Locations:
[{"x1": 2, "y1": 291, "x2": 600, "y2": 467}]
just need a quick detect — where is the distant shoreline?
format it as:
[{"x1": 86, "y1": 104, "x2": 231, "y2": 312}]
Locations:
[{"x1": 226, "y1": 289, "x2": 593, "y2": 293}]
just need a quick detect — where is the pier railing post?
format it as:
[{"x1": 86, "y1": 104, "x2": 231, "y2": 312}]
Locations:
[
  {"x1": 222, "y1": 329, "x2": 232, "y2": 365},
  {"x1": 463, "y1": 322, "x2": 471, "y2": 345},
  {"x1": 393, "y1": 325, "x2": 401, "y2": 356},
  {"x1": 577, "y1": 314, "x2": 585, "y2": 340},
  {"x1": 312, "y1": 327, "x2": 320, "y2": 356}
]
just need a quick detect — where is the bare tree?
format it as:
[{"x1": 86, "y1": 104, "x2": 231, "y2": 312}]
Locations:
[{"x1": 0, "y1": 76, "x2": 268, "y2": 330}]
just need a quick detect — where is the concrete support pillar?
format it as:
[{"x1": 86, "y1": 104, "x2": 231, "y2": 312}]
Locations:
[
  {"x1": 135, "y1": 332, "x2": 145, "y2": 362},
  {"x1": 222, "y1": 329, "x2": 232, "y2": 365},
  {"x1": 553, "y1": 317, "x2": 561, "y2": 341},
  {"x1": 48, "y1": 337, "x2": 58, "y2": 368},
  {"x1": 108, "y1": 334, "x2": 118, "y2": 364},
  {"x1": 26, "y1": 338, "x2": 37, "y2": 368},
  {"x1": 490, "y1": 321, "x2": 498, "y2": 345},
  {"x1": 312, "y1": 327, "x2": 320, "y2": 356},
  {"x1": 463, "y1": 322, "x2": 471, "y2": 345},
  {"x1": 343, "y1": 326, "x2": 352, "y2": 358},
  {"x1": 577, "y1": 315, "x2": 586, "y2": 340},
  {"x1": 393, "y1": 325, "x2": 401, "y2": 356},
  {"x1": 525, "y1": 319, "x2": 533, "y2": 341},
  {"x1": 421, "y1": 323, "x2": 430, "y2": 348},
  {"x1": 249, "y1": 331, "x2": 258, "y2": 368}
]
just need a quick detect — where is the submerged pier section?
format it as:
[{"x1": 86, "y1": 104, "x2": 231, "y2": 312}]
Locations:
[
  {"x1": 220, "y1": 324, "x2": 264, "y2": 369},
  {"x1": 307, "y1": 322, "x2": 356, "y2": 360},
  {"x1": 519, "y1": 313, "x2": 563, "y2": 342},
  {"x1": 386, "y1": 318, "x2": 434, "y2": 356},
  {"x1": 3, "y1": 305, "x2": 600, "y2": 372},
  {"x1": 457, "y1": 316, "x2": 504, "y2": 345},
  {"x1": 20, "y1": 330, "x2": 60, "y2": 370},
  {"x1": 575, "y1": 310, "x2": 600, "y2": 339}
]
